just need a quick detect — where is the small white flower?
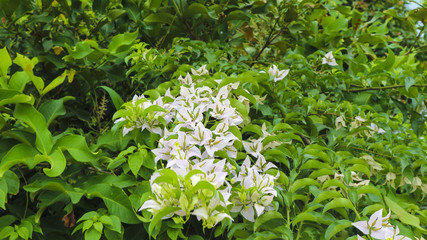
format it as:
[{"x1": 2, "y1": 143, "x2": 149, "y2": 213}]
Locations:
[
  {"x1": 322, "y1": 51, "x2": 338, "y2": 66},
  {"x1": 268, "y1": 64, "x2": 289, "y2": 82}
]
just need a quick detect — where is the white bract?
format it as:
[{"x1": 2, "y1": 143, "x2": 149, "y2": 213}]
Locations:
[
  {"x1": 352, "y1": 209, "x2": 411, "y2": 240},
  {"x1": 117, "y1": 67, "x2": 280, "y2": 228},
  {"x1": 322, "y1": 51, "x2": 338, "y2": 66},
  {"x1": 267, "y1": 64, "x2": 289, "y2": 82}
]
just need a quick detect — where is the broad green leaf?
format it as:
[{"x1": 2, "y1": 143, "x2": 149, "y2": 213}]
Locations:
[
  {"x1": 86, "y1": 184, "x2": 140, "y2": 224},
  {"x1": 13, "y1": 54, "x2": 44, "y2": 94},
  {"x1": 64, "y1": 41, "x2": 94, "y2": 59},
  {"x1": 184, "y1": 3, "x2": 208, "y2": 18},
  {"x1": 324, "y1": 219, "x2": 352, "y2": 240},
  {"x1": 291, "y1": 178, "x2": 320, "y2": 193},
  {"x1": 0, "y1": 89, "x2": 34, "y2": 106},
  {"x1": 231, "y1": 89, "x2": 257, "y2": 106},
  {"x1": 128, "y1": 150, "x2": 145, "y2": 176},
  {"x1": 108, "y1": 30, "x2": 139, "y2": 55},
  {"x1": 144, "y1": 13, "x2": 175, "y2": 24},
  {"x1": 53, "y1": 135, "x2": 100, "y2": 165},
  {"x1": 192, "y1": 180, "x2": 216, "y2": 195},
  {"x1": 0, "y1": 180, "x2": 7, "y2": 209},
  {"x1": 149, "y1": 206, "x2": 181, "y2": 236},
  {"x1": 24, "y1": 176, "x2": 84, "y2": 204},
  {"x1": 292, "y1": 212, "x2": 317, "y2": 226},
  {"x1": 3, "y1": 170, "x2": 19, "y2": 194},
  {"x1": 254, "y1": 211, "x2": 286, "y2": 231},
  {"x1": 357, "y1": 185, "x2": 382, "y2": 200},
  {"x1": 42, "y1": 70, "x2": 67, "y2": 95},
  {"x1": 384, "y1": 196, "x2": 422, "y2": 230},
  {"x1": 39, "y1": 96, "x2": 75, "y2": 127},
  {"x1": 0, "y1": 226, "x2": 14, "y2": 239},
  {"x1": 229, "y1": 98, "x2": 249, "y2": 122},
  {"x1": 0, "y1": 47, "x2": 12, "y2": 77},
  {"x1": 0, "y1": 215, "x2": 17, "y2": 229},
  {"x1": 17, "y1": 226, "x2": 29, "y2": 239},
  {"x1": 85, "y1": 227, "x2": 102, "y2": 240},
  {"x1": 34, "y1": 149, "x2": 66, "y2": 177},
  {"x1": 142, "y1": 105, "x2": 166, "y2": 117},
  {"x1": 100, "y1": 86, "x2": 124, "y2": 110},
  {"x1": 0, "y1": 144, "x2": 38, "y2": 177},
  {"x1": 348, "y1": 164, "x2": 370, "y2": 177},
  {"x1": 9, "y1": 71, "x2": 30, "y2": 91},
  {"x1": 300, "y1": 160, "x2": 330, "y2": 170},
  {"x1": 14, "y1": 104, "x2": 53, "y2": 154},
  {"x1": 314, "y1": 191, "x2": 343, "y2": 203},
  {"x1": 322, "y1": 179, "x2": 347, "y2": 190},
  {"x1": 241, "y1": 124, "x2": 262, "y2": 136},
  {"x1": 323, "y1": 198, "x2": 355, "y2": 213}
]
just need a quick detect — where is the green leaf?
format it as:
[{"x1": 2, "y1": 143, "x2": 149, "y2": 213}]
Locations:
[
  {"x1": 99, "y1": 86, "x2": 124, "y2": 110},
  {"x1": 3, "y1": 170, "x2": 20, "y2": 194},
  {"x1": 128, "y1": 150, "x2": 145, "y2": 176},
  {"x1": 86, "y1": 184, "x2": 140, "y2": 224},
  {"x1": 314, "y1": 191, "x2": 343, "y2": 203},
  {"x1": 322, "y1": 198, "x2": 355, "y2": 213},
  {"x1": 192, "y1": 180, "x2": 216, "y2": 195},
  {"x1": 0, "y1": 180, "x2": 7, "y2": 209},
  {"x1": 0, "y1": 47, "x2": 12, "y2": 77},
  {"x1": 405, "y1": 77, "x2": 415, "y2": 92},
  {"x1": 0, "y1": 144, "x2": 39, "y2": 178},
  {"x1": 53, "y1": 135, "x2": 100, "y2": 165},
  {"x1": 0, "y1": 89, "x2": 34, "y2": 106},
  {"x1": 17, "y1": 226, "x2": 29, "y2": 240},
  {"x1": 24, "y1": 176, "x2": 84, "y2": 204},
  {"x1": 14, "y1": 104, "x2": 53, "y2": 154},
  {"x1": 36, "y1": 148, "x2": 66, "y2": 177},
  {"x1": 42, "y1": 71, "x2": 67, "y2": 95},
  {"x1": 148, "y1": 206, "x2": 181, "y2": 236},
  {"x1": 13, "y1": 54, "x2": 44, "y2": 94},
  {"x1": 184, "y1": 3, "x2": 208, "y2": 18},
  {"x1": 324, "y1": 219, "x2": 352, "y2": 240},
  {"x1": 85, "y1": 227, "x2": 102, "y2": 240},
  {"x1": 108, "y1": 30, "x2": 139, "y2": 55},
  {"x1": 144, "y1": 13, "x2": 175, "y2": 24},
  {"x1": 39, "y1": 96, "x2": 75, "y2": 127},
  {"x1": 384, "y1": 196, "x2": 423, "y2": 230},
  {"x1": 0, "y1": 226, "x2": 14, "y2": 239},
  {"x1": 9, "y1": 71, "x2": 30, "y2": 91},
  {"x1": 357, "y1": 185, "x2": 382, "y2": 200},
  {"x1": 254, "y1": 211, "x2": 286, "y2": 232},
  {"x1": 64, "y1": 41, "x2": 94, "y2": 59},
  {"x1": 229, "y1": 98, "x2": 249, "y2": 122},
  {"x1": 292, "y1": 212, "x2": 317, "y2": 226},
  {"x1": 291, "y1": 178, "x2": 320, "y2": 193}
]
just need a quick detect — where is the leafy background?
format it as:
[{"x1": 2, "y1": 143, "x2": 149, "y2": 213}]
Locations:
[{"x1": 0, "y1": 0, "x2": 426, "y2": 239}]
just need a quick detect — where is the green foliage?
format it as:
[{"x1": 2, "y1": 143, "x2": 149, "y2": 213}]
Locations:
[{"x1": 0, "y1": 0, "x2": 426, "y2": 239}]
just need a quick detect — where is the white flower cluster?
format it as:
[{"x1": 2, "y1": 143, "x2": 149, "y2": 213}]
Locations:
[
  {"x1": 353, "y1": 209, "x2": 411, "y2": 240},
  {"x1": 115, "y1": 66, "x2": 279, "y2": 228}
]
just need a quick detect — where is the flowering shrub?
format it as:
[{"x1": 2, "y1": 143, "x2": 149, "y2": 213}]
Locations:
[{"x1": 113, "y1": 66, "x2": 281, "y2": 235}]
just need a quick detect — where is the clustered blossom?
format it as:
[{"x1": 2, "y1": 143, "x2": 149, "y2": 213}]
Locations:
[
  {"x1": 116, "y1": 65, "x2": 279, "y2": 228},
  {"x1": 353, "y1": 209, "x2": 411, "y2": 240}
]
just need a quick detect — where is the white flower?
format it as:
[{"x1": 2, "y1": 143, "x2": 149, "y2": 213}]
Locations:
[
  {"x1": 383, "y1": 226, "x2": 412, "y2": 240},
  {"x1": 268, "y1": 64, "x2": 289, "y2": 82},
  {"x1": 352, "y1": 209, "x2": 393, "y2": 239},
  {"x1": 191, "y1": 65, "x2": 209, "y2": 76},
  {"x1": 322, "y1": 51, "x2": 338, "y2": 66},
  {"x1": 335, "y1": 116, "x2": 346, "y2": 130}
]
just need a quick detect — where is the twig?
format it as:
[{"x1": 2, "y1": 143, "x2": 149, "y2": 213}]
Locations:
[{"x1": 342, "y1": 84, "x2": 427, "y2": 93}]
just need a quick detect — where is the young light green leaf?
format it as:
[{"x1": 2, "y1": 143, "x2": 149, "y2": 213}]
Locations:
[
  {"x1": 42, "y1": 71, "x2": 67, "y2": 96},
  {"x1": 0, "y1": 144, "x2": 38, "y2": 177},
  {"x1": 14, "y1": 103, "x2": 53, "y2": 154},
  {"x1": 0, "y1": 47, "x2": 12, "y2": 77}
]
